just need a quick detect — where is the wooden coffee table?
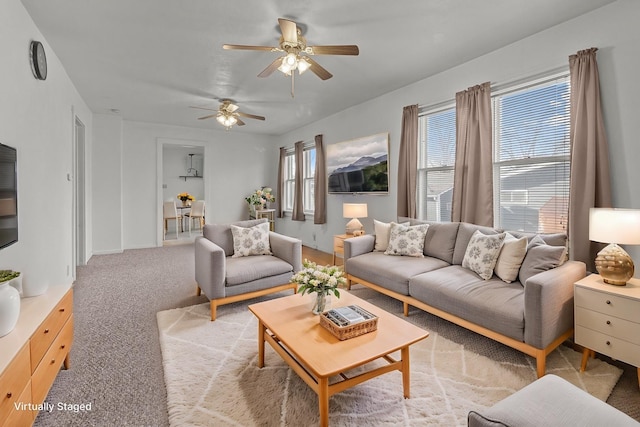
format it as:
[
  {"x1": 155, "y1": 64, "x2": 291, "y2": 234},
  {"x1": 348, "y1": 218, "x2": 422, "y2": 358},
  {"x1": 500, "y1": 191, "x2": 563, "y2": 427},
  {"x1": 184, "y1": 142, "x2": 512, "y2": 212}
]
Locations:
[{"x1": 248, "y1": 291, "x2": 429, "y2": 427}]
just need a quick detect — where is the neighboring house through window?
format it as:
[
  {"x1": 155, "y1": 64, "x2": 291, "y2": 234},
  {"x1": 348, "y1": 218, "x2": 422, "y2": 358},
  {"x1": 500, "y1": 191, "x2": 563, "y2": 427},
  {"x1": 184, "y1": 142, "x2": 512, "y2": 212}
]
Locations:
[{"x1": 417, "y1": 72, "x2": 570, "y2": 233}]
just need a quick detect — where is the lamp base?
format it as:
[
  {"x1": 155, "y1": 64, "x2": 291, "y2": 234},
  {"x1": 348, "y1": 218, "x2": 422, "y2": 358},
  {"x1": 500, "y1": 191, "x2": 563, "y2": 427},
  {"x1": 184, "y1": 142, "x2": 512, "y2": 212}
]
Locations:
[
  {"x1": 345, "y1": 218, "x2": 363, "y2": 235},
  {"x1": 595, "y1": 243, "x2": 635, "y2": 286}
]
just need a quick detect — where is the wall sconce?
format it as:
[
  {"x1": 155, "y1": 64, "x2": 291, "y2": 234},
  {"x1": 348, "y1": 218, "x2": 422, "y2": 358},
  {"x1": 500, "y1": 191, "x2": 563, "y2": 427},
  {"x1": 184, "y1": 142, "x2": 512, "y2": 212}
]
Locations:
[
  {"x1": 343, "y1": 203, "x2": 368, "y2": 235},
  {"x1": 589, "y1": 208, "x2": 640, "y2": 285}
]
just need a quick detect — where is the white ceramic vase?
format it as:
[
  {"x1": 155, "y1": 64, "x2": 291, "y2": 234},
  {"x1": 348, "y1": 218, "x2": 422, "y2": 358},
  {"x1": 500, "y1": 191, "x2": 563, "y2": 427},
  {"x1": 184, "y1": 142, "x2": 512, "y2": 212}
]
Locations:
[
  {"x1": 22, "y1": 276, "x2": 48, "y2": 298},
  {"x1": 0, "y1": 281, "x2": 21, "y2": 337}
]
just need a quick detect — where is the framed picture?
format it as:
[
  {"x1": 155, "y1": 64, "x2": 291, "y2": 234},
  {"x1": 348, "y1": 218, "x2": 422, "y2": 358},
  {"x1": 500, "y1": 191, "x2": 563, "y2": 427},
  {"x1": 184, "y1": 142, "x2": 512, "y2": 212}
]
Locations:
[{"x1": 327, "y1": 132, "x2": 389, "y2": 194}]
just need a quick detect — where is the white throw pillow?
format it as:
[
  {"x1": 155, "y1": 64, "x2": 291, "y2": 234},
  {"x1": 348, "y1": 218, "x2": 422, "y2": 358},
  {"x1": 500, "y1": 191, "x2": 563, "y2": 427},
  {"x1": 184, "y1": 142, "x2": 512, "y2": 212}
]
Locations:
[
  {"x1": 462, "y1": 230, "x2": 506, "y2": 280},
  {"x1": 384, "y1": 223, "x2": 429, "y2": 257},
  {"x1": 494, "y1": 233, "x2": 528, "y2": 283},
  {"x1": 374, "y1": 220, "x2": 410, "y2": 252},
  {"x1": 230, "y1": 222, "x2": 272, "y2": 257}
]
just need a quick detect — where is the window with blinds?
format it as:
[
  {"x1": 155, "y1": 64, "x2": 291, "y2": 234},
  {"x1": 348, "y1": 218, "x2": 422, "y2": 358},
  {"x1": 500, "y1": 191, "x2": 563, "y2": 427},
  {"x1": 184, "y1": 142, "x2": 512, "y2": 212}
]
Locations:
[
  {"x1": 417, "y1": 107, "x2": 456, "y2": 221},
  {"x1": 416, "y1": 72, "x2": 570, "y2": 231},
  {"x1": 493, "y1": 75, "x2": 570, "y2": 233},
  {"x1": 282, "y1": 146, "x2": 316, "y2": 214}
]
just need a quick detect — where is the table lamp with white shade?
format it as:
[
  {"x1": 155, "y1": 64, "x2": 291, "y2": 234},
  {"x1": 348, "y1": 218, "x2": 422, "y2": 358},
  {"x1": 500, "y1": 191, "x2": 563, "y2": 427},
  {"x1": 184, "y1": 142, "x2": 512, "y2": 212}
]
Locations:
[
  {"x1": 343, "y1": 203, "x2": 368, "y2": 235},
  {"x1": 589, "y1": 208, "x2": 640, "y2": 285}
]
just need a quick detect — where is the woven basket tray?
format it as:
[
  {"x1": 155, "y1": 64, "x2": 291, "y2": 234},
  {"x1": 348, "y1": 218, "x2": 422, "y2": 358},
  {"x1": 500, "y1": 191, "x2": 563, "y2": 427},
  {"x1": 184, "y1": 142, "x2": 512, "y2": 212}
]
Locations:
[{"x1": 319, "y1": 305, "x2": 378, "y2": 341}]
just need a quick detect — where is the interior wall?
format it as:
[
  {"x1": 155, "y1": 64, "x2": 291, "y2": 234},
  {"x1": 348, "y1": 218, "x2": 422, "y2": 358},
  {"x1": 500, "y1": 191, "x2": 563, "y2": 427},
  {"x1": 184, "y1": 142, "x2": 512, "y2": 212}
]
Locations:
[
  {"x1": 0, "y1": 0, "x2": 93, "y2": 288},
  {"x1": 118, "y1": 121, "x2": 275, "y2": 250},
  {"x1": 274, "y1": 0, "x2": 640, "y2": 269},
  {"x1": 162, "y1": 146, "x2": 205, "y2": 203}
]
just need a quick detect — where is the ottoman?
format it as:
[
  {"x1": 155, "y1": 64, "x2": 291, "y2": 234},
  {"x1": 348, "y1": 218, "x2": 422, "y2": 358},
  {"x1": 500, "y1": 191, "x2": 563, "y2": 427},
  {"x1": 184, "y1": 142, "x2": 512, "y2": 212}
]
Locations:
[{"x1": 468, "y1": 374, "x2": 638, "y2": 427}]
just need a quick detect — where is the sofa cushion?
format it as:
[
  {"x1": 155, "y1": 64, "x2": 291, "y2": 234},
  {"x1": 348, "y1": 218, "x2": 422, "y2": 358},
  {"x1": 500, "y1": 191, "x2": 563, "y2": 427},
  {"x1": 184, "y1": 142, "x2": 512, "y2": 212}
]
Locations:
[
  {"x1": 494, "y1": 233, "x2": 528, "y2": 283},
  {"x1": 518, "y1": 236, "x2": 567, "y2": 285},
  {"x1": 385, "y1": 223, "x2": 429, "y2": 257},
  {"x1": 409, "y1": 265, "x2": 525, "y2": 341},
  {"x1": 509, "y1": 231, "x2": 567, "y2": 247},
  {"x1": 397, "y1": 218, "x2": 460, "y2": 263},
  {"x1": 462, "y1": 230, "x2": 506, "y2": 280},
  {"x1": 346, "y1": 252, "x2": 449, "y2": 296},
  {"x1": 373, "y1": 220, "x2": 409, "y2": 252},
  {"x1": 203, "y1": 218, "x2": 268, "y2": 256},
  {"x1": 453, "y1": 223, "x2": 500, "y2": 265},
  {"x1": 225, "y1": 254, "x2": 293, "y2": 286},
  {"x1": 231, "y1": 222, "x2": 272, "y2": 257}
]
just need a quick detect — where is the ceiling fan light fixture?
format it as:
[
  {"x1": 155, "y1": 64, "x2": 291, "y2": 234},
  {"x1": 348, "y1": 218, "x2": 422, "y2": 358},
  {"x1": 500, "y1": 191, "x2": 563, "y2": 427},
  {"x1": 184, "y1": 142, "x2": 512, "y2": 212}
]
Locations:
[
  {"x1": 216, "y1": 113, "x2": 237, "y2": 130},
  {"x1": 297, "y1": 57, "x2": 310, "y2": 74}
]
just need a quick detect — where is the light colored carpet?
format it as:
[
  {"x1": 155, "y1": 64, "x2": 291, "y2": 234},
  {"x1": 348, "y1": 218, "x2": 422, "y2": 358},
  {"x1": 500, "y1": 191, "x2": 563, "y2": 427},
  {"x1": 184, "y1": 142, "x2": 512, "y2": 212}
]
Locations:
[{"x1": 157, "y1": 293, "x2": 623, "y2": 427}]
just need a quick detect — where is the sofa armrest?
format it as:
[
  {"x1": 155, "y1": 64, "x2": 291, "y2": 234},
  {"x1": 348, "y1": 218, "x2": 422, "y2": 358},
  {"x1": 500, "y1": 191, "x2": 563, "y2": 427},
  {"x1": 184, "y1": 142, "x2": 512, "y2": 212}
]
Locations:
[
  {"x1": 270, "y1": 232, "x2": 302, "y2": 273},
  {"x1": 523, "y1": 260, "x2": 586, "y2": 348},
  {"x1": 344, "y1": 235, "x2": 375, "y2": 260},
  {"x1": 195, "y1": 236, "x2": 227, "y2": 299}
]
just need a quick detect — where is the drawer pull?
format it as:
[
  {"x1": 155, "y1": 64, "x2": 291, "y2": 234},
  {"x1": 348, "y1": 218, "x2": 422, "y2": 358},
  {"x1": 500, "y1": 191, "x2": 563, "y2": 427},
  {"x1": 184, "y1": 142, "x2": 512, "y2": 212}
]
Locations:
[
  {"x1": 606, "y1": 320, "x2": 611, "y2": 325},
  {"x1": 606, "y1": 300, "x2": 611, "y2": 305},
  {"x1": 59, "y1": 308, "x2": 65, "y2": 312},
  {"x1": 44, "y1": 328, "x2": 50, "y2": 334},
  {"x1": 61, "y1": 344, "x2": 66, "y2": 349},
  {"x1": 6, "y1": 392, "x2": 12, "y2": 398},
  {"x1": 50, "y1": 359, "x2": 56, "y2": 364},
  {"x1": 606, "y1": 341, "x2": 611, "y2": 346}
]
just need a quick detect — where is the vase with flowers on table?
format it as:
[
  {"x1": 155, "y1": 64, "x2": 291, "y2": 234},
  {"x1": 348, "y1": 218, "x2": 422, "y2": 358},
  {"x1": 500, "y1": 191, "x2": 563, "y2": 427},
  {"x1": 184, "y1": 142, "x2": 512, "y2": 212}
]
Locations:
[
  {"x1": 291, "y1": 260, "x2": 346, "y2": 314},
  {"x1": 245, "y1": 187, "x2": 276, "y2": 218}
]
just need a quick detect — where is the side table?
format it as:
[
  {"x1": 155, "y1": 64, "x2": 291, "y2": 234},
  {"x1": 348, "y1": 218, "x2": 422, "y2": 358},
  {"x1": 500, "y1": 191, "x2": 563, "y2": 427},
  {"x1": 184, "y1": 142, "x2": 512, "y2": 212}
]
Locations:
[
  {"x1": 574, "y1": 274, "x2": 640, "y2": 388},
  {"x1": 333, "y1": 233, "x2": 365, "y2": 266}
]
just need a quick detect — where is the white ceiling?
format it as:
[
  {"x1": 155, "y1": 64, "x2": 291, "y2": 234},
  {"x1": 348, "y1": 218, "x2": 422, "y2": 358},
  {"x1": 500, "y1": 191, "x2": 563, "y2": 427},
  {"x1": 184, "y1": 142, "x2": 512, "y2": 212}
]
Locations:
[{"x1": 21, "y1": 0, "x2": 615, "y2": 136}]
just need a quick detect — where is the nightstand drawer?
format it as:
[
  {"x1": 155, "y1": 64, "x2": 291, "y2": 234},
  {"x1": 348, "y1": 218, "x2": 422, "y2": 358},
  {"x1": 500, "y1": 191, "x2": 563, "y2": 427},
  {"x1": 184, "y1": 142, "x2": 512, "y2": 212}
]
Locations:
[
  {"x1": 575, "y1": 286, "x2": 640, "y2": 323},
  {"x1": 334, "y1": 237, "x2": 345, "y2": 250},
  {"x1": 575, "y1": 325, "x2": 640, "y2": 367},
  {"x1": 575, "y1": 307, "x2": 640, "y2": 345}
]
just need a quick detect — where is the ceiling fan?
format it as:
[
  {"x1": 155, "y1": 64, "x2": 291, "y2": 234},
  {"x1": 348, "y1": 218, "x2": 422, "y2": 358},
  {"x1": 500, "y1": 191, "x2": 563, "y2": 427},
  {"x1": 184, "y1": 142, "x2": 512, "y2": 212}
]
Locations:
[
  {"x1": 190, "y1": 100, "x2": 265, "y2": 130},
  {"x1": 223, "y1": 18, "x2": 359, "y2": 97}
]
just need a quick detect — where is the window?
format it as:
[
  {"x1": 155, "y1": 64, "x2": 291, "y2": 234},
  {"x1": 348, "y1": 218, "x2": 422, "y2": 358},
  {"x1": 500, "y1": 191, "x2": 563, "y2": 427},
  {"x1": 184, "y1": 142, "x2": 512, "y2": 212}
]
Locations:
[
  {"x1": 493, "y1": 75, "x2": 570, "y2": 233},
  {"x1": 283, "y1": 145, "x2": 316, "y2": 214},
  {"x1": 416, "y1": 72, "x2": 570, "y2": 233},
  {"x1": 417, "y1": 107, "x2": 456, "y2": 221}
]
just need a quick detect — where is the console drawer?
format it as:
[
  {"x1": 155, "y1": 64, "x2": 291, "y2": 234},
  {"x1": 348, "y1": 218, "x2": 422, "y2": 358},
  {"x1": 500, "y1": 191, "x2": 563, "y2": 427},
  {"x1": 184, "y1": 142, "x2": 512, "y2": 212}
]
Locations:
[
  {"x1": 1, "y1": 381, "x2": 34, "y2": 427},
  {"x1": 575, "y1": 325, "x2": 640, "y2": 367},
  {"x1": 30, "y1": 290, "x2": 73, "y2": 371},
  {"x1": 0, "y1": 344, "x2": 30, "y2": 422},
  {"x1": 32, "y1": 315, "x2": 73, "y2": 405}
]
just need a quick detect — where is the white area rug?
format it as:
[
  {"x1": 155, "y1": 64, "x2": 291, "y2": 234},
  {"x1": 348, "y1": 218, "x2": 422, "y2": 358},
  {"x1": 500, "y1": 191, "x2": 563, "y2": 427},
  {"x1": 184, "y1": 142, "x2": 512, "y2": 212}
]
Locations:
[{"x1": 157, "y1": 299, "x2": 622, "y2": 427}]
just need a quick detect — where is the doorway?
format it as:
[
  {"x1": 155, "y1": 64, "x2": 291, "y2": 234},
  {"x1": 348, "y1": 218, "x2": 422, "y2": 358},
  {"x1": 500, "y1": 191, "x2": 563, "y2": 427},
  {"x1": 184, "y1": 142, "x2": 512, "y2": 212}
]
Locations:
[{"x1": 73, "y1": 117, "x2": 87, "y2": 276}]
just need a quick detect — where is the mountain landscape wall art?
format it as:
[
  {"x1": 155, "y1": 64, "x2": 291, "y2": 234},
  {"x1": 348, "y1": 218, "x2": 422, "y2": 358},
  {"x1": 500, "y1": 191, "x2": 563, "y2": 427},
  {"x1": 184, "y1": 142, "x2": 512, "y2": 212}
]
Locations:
[{"x1": 327, "y1": 133, "x2": 389, "y2": 194}]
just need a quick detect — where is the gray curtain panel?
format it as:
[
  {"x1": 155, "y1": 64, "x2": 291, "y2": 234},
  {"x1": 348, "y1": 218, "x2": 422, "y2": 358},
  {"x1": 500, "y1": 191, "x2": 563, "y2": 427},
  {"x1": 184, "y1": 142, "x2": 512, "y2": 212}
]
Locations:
[
  {"x1": 276, "y1": 147, "x2": 286, "y2": 218},
  {"x1": 452, "y1": 82, "x2": 493, "y2": 227},
  {"x1": 568, "y1": 48, "x2": 612, "y2": 271},
  {"x1": 397, "y1": 104, "x2": 418, "y2": 218},
  {"x1": 313, "y1": 134, "x2": 327, "y2": 224},
  {"x1": 292, "y1": 140, "x2": 305, "y2": 221}
]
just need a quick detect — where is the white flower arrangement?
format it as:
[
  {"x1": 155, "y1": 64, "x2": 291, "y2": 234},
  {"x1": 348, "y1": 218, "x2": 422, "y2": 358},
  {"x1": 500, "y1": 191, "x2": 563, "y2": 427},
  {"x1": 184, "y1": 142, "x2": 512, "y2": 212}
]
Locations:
[{"x1": 291, "y1": 259, "x2": 346, "y2": 297}]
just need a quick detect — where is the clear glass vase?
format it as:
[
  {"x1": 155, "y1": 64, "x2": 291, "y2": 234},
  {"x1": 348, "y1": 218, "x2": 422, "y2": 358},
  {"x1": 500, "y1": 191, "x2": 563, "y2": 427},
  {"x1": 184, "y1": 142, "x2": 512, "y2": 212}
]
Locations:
[{"x1": 311, "y1": 292, "x2": 331, "y2": 315}]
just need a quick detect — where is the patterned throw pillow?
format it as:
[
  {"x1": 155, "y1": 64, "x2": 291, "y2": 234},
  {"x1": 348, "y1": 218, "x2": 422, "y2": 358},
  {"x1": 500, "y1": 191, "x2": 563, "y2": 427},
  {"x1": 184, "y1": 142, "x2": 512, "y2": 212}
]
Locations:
[
  {"x1": 230, "y1": 222, "x2": 272, "y2": 257},
  {"x1": 384, "y1": 223, "x2": 429, "y2": 257},
  {"x1": 373, "y1": 220, "x2": 410, "y2": 251},
  {"x1": 462, "y1": 230, "x2": 506, "y2": 280}
]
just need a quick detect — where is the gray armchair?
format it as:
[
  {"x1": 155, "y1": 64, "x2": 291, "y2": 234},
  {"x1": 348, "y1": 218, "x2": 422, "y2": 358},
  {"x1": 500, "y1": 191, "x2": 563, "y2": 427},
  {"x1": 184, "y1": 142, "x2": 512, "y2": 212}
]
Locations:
[{"x1": 195, "y1": 218, "x2": 301, "y2": 320}]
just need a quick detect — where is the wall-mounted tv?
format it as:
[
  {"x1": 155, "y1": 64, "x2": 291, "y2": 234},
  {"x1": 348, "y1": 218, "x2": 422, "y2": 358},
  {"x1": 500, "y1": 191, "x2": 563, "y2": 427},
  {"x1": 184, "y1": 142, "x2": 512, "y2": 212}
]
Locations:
[
  {"x1": 327, "y1": 132, "x2": 389, "y2": 194},
  {"x1": 0, "y1": 143, "x2": 18, "y2": 249}
]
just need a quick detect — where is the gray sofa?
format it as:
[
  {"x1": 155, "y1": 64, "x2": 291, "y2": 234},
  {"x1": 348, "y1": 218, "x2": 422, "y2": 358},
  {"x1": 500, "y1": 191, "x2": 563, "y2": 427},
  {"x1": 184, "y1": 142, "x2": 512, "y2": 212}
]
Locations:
[
  {"x1": 344, "y1": 220, "x2": 586, "y2": 377},
  {"x1": 195, "y1": 218, "x2": 301, "y2": 320}
]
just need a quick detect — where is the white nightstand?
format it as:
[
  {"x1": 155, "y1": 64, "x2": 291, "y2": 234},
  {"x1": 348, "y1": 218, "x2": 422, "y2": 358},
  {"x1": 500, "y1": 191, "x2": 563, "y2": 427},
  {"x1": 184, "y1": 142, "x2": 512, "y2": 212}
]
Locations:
[{"x1": 574, "y1": 274, "x2": 640, "y2": 387}]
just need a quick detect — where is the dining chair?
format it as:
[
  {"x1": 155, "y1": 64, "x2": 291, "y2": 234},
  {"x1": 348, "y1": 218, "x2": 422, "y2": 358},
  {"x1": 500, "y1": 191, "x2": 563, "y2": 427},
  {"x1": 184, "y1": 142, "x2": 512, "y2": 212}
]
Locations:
[
  {"x1": 163, "y1": 201, "x2": 182, "y2": 239},
  {"x1": 186, "y1": 200, "x2": 205, "y2": 230}
]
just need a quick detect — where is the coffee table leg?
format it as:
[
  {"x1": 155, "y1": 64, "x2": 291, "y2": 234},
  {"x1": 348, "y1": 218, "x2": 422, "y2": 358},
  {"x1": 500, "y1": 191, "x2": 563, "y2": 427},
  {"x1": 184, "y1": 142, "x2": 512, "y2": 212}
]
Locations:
[
  {"x1": 401, "y1": 346, "x2": 410, "y2": 398},
  {"x1": 258, "y1": 320, "x2": 265, "y2": 368},
  {"x1": 318, "y1": 376, "x2": 329, "y2": 427}
]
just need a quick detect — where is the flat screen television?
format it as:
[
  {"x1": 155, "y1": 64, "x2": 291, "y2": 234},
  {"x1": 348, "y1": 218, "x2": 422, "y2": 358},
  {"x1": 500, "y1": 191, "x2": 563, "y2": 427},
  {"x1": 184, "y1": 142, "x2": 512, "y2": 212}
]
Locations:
[
  {"x1": 327, "y1": 133, "x2": 389, "y2": 194},
  {"x1": 0, "y1": 143, "x2": 18, "y2": 249}
]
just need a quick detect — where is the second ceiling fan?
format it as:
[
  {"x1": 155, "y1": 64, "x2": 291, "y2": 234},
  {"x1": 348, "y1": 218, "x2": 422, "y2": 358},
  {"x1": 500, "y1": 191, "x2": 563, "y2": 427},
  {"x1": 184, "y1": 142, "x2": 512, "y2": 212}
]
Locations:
[
  {"x1": 190, "y1": 100, "x2": 265, "y2": 130},
  {"x1": 223, "y1": 18, "x2": 359, "y2": 96}
]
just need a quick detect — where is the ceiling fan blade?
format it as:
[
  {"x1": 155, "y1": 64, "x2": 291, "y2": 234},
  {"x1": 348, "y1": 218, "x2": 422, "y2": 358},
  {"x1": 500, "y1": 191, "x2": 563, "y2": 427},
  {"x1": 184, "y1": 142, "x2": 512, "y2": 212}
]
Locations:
[
  {"x1": 309, "y1": 45, "x2": 360, "y2": 56},
  {"x1": 197, "y1": 114, "x2": 217, "y2": 120},
  {"x1": 222, "y1": 44, "x2": 276, "y2": 52},
  {"x1": 278, "y1": 18, "x2": 298, "y2": 45},
  {"x1": 189, "y1": 106, "x2": 218, "y2": 112},
  {"x1": 258, "y1": 57, "x2": 282, "y2": 78},
  {"x1": 226, "y1": 103, "x2": 239, "y2": 113},
  {"x1": 237, "y1": 111, "x2": 266, "y2": 121},
  {"x1": 236, "y1": 118, "x2": 246, "y2": 126},
  {"x1": 304, "y1": 57, "x2": 333, "y2": 80}
]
